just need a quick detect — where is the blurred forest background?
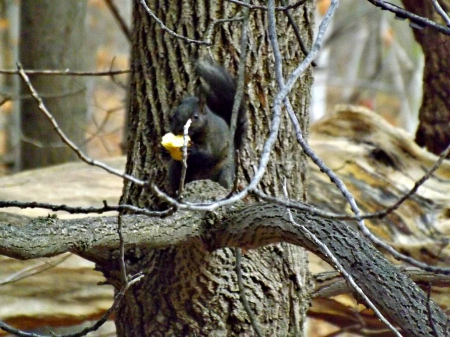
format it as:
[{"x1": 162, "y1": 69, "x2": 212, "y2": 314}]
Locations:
[
  {"x1": 0, "y1": 0, "x2": 432, "y2": 336},
  {"x1": 0, "y1": 0, "x2": 422, "y2": 176}
]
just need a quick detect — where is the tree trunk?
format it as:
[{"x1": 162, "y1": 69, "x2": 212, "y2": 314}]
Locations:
[
  {"x1": 401, "y1": 0, "x2": 450, "y2": 155},
  {"x1": 19, "y1": 0, "x2": 87, "y2": 169},
  {"x1": 112, "y1": 0, "x2": 314, "y2": 335}
]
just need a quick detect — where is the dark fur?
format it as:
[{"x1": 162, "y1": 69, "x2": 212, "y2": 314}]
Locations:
[{"x1": 167, "y1": 61, "x2": 247, "y2": 194}]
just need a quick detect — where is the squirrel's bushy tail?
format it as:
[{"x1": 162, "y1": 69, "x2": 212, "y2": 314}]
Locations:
[{"x1": 195, "y1": 60, "x2": 247, "y2": 151}]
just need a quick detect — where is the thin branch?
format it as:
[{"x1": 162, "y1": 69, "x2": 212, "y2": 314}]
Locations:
[
  {"x1": 430, "y1": 0, "x2": 450, "y2": 27},
  {"x1": 139, "y1": 0, "x2": 210, "y2": 45},
  {"x1": 268, "y1": 2, "x2": 450, "y2": 274},
  {"x1": 313, "y1": 267, "x2": 450, "y2": 298},
  {"x1": 356, "y1": 143, "x2": 450, "y2": 220},
  {"x1": 0, "y1": 254, "x2": 70, "y2": 286},
  {"x1": 244, "y1": 0, "x2": 337, "y2": 191},
  {"x1": 281, "y1": 0, "x2": 316, "y2": 66},
  {"x1": 367, "y1": 0, "x2": 450, "y2": 35},
  {"x1": 426, "y1": 283, "x2": 441, "y2": 337},
  {"x1": 229, "y1": 6, "x2": 249, "y2": 157},
  {"x1": 235, "y1": 248, "x2": 264, "y2": 337},
  {"x1": 297, "y1": 129, "x2": 450, "y2": 274},
  {"x1": 104, "y1": 0, "x2": 132, "y2": 42},
  {"x1": 284, "y1": 106, "x2": 450, "y2": 273},
  {"x1": 253, "y1": 142, "x2": 450, "y2": 224},
  {"x1": 0, "y1": 97, "x2": 11, "y2": 107},
  {"x1": 204, "y1": 17, "x2": 244, "y2": 46},
  {"x1": 17, "y1": 63, "x2": 145, "y2": 187},
  {"x1": 0, "y1": 200, "x2": 169, "y2": 216},
  {"x1": 0, "y1": 68, "x2": 130, "y2": 76},
  {"x1": 0, "y1": 273, "x2": 142, "y2": 337},
  {"x1": 0, "y1": 203, "x2": 144, "y2": 337},
  {"x1": 281, "y1": 187, "x2": 400, "y2": 336},
  {"x1": 286, "y1": 206, "x2": 401, "y2": 336},
  {"x1": 117, "y1": 215, "x2": 128, "y2": 285},
  {"x1": 177, "y1": 119, "x2": 192, "y2": 198}
]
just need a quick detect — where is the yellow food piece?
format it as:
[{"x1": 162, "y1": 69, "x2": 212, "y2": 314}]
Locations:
[{"x1": 161, "y1": 133, "x2": 191, "y2": 161}]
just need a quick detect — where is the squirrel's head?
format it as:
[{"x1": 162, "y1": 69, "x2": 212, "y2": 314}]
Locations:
[{"x1": 169, "y1": 96, "x2": 209, "y2": 137}]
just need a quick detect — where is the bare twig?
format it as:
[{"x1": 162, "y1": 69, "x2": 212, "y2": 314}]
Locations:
[
  {"x1": 104, "y1": 0, "x2": 132, "y2": 41},
  {"x1": 426, "y1": 283, "x2": 441, "y2": 337},
  {"x1": 0, "y1": 273, "x2": 142, "y2": 337},
  {"x1": 0, "y1": 255, "x2": 70, "y2": 286},
  {"x1": 284, "y1": 108, "x2": 450, "y2": 272},
  {"x1": 292, "y1": 126, "x2": 450, "y2": 274},
  {"x1": 281, "y1": 0, "x2": 316, "y2": 66},
  {"x1": 229, "y1": 0, "x2": 250, "y2": 172},
  {"x1": 117, "y1": 215, "x2": 128, "y2": 284},
  {"x1": 0, "y1": 97, "x2": 10, "y2": 107},
  {"x1": 235, "y1": 249, "x2": 264, "y2": 337},
  {"x1": 430, "y1": 0, "x2": 450, "y2": 27},
  {"x1": 356, "y1": 143, "x2": 450, "y2": 220},
  {"x1": 177, "y1": 119, "x2": 192, "y2": 198},
  {"x1": 313, "y1": 267, "x2": 450, "y2": 298},
  {"x1": 0, "y1": 68, "x2": 130, "y2": 76},
  {"x1": 367, "y1": 0, "x2": 450, "y2": 35},
  {"x1": 17, "y1": 63, "x2": 145, "y2": 187},
  {"x1": 267, "y1": 0, "x2": 450, "y2": 274},
  {"x1": 281, "y1": 181, "x2": 401, "y2": 336},
  {"x1": 253, "y1": 142, "x2": 450, "y2": 225},
  {"x1": 204, "y1": 17, "x2": 244, "y2": 46},
  {"x1": 139, "y1": 0, "x2": 210, "y2": 45},
  {"x1": 0, "y1": 200, "x2": 170, "y2": 216}
]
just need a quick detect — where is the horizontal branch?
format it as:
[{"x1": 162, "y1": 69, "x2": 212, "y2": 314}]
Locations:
[
  {"x1": 313, "y1": 267, "x2": 450, "y2": 298},
  {"x1": 0, "y1": 212, "x2": 201, "y2": 263},
  {"x1": 0, "y1": 181, "x2": 448, "y2": 337}
]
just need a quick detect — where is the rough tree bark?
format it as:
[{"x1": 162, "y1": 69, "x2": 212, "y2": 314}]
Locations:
[
  {"x1": 116, "y1": 1, "x2": 313, "y2": 335},
  {"x1": 401, "y1": 0, "x2": 450, "y2": 156},
  {"x1": 19, "y1": 0, "x2": 87, "y2": 169}
]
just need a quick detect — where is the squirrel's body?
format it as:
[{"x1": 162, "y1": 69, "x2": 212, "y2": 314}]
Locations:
[{"x1": 167, "y1": 61, "x2": 246, "y2": 194}]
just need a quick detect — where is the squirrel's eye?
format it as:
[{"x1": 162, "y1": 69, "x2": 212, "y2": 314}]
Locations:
[{"x1": 193, "y1": 114, "x2": 199, "y2": 119}]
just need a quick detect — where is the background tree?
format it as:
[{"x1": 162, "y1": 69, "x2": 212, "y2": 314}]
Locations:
[
  {"x1": 19, "y1": 0, "x2": 87, "y2": 169},
  {"x1": 401, "y1": 0, "x2": 450, "y2": 156}
]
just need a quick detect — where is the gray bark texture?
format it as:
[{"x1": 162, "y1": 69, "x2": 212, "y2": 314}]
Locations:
[{"x1": 19, "y1": 0, "x2": 87, "y2": 169}]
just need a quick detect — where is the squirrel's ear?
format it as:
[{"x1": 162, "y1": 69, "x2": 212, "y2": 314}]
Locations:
[{"x1": 198, "y1": 95, "x2": 208, "y2": 115}]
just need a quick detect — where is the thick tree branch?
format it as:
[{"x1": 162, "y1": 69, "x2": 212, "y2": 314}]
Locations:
[
  {"x1": 0, "y1": 181, "x2": 448, "y2": 337},
  {"x1": 0, "y1": 212, "x2": 201, "y2": 262}
]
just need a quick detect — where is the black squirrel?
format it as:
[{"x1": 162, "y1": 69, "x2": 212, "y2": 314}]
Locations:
[{"x1": 167, "y1": 61, "x2": 247, "y2": 194}]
